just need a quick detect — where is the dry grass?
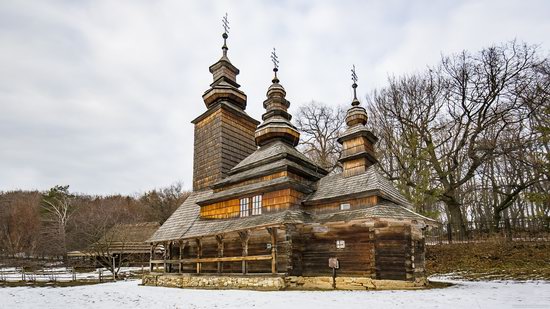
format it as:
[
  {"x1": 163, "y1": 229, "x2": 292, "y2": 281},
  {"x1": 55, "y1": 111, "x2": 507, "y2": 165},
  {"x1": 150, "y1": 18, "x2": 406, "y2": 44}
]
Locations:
[{"x1": 426, "y1": 241, "x2": 550, "y2": 280}]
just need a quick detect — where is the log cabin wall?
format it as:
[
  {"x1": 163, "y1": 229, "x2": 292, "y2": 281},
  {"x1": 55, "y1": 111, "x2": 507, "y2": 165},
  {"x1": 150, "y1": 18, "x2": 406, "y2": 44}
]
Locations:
[
  {"x1": 373, "y1": 220, "x2": 413, "y2": 280},
  {"x1": 304, "y1": 195, "x2": 378, "y2": 214},
  {"x1": 200, "y1": 188, "x2": 305, "y2": 219},
  {"x1": 410, "y1": 223, "x2": 426, "y2": 279},
  {"x1": 293, "y1": 222, "x2": 376, "y2": 277},
  {"x1": 193, "y1": 106, "x2": 257, "y2": 191}
]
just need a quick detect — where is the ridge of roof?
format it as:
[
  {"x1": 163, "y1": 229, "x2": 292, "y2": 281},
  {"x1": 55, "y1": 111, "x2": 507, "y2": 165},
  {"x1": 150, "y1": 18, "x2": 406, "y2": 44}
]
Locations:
[{"x1": 230, "y1": 140, "x2": 327, "y2": 176}]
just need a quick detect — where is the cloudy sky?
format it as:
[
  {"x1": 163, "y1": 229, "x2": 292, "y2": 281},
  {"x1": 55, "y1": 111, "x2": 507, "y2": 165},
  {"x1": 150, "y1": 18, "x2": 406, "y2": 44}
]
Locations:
[{"x1": 1, "y1": 0, "x2": 549, "y2": 195}]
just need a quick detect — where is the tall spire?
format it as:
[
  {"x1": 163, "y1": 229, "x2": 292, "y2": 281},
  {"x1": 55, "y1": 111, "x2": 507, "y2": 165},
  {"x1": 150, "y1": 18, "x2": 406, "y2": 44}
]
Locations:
[
  {"x1": 254, "y1": 48, "x2": 300, "y2": 147},
  {"x1": 344, "y1": 65, "x2": 368, "y2": 127},
  {"x1": 271, "y1": 48, "x2": 280, "y2": 83},
  {"x1": 351, "y1": 65, "x2": 360, "y2": 106},
  {"x1": 222, "y1": 13, "x2": 229, "y2": 59},
  {"x1": 202, "y1": 13, "x2": 247, "y2": 110}
]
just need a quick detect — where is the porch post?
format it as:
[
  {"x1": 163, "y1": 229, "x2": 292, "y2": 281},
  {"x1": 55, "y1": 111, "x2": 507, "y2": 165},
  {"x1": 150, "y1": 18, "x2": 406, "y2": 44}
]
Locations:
[
  {"x1": 267, "y1": 227, "x2": 278, "y2": 274},
  {"x1": 216, "y1": 235, "x2": 224, "y2": 274},
  {"x1": 178, "y1": 240, "x2": 184, "y2": 273},
  {"x1": 163, "y1": 242, "x2": 168, "y2": 273},
  {"x1": 238, "y1": 230, "x2": 250, "y2": 274},
  {"x1": 195, "y1": 238, "x2": 202, "y2": 274},
  {"x1": 149, "y1": 243, "x2": 154, "y2": 272},
  {"x1": 167, "y1": 241, "x2": 173, "y2": 273}
]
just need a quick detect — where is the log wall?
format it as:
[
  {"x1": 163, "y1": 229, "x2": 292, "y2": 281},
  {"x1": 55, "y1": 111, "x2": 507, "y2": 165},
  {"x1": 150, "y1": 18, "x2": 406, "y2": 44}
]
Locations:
[{"x1": 155, "y1": 220, "x2": 425, "y2": 281}]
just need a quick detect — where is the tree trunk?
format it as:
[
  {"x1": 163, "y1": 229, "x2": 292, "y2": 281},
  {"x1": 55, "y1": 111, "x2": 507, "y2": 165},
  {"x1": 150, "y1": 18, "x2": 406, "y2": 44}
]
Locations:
[{"x1": 446, "y1": 199, "x2": 467, "y2": 240}]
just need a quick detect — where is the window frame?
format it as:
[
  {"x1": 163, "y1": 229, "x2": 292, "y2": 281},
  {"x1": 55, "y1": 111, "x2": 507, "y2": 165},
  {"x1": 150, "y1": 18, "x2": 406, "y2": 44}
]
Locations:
[
  {"x1": 252, "y1": 195, "x2": 262, "y2": 215},
  {"x1": 336, "y1": 240, "x2": 346, "y2": 249},
  {"x1": 240, "y1": 198, "x2": 249, "y2": 217},
  {"x1": 240, "y1": 194, "x2": 263, "y2": 217}
]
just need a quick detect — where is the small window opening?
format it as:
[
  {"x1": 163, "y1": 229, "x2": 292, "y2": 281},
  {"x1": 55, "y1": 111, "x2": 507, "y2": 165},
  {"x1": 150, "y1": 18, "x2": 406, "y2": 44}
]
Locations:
[
  {"x1": 340, "y1": 203, "x2": 351, "y2": 210},
  {"x1": 336, "y1": 240, "x2": 346, "y2": 249}
]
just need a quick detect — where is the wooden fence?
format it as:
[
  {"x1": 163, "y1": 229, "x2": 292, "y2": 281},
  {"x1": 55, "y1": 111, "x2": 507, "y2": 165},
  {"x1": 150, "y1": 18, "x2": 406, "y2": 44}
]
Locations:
[
  {"x1": 0, "y1": 266, "x2": 142, "y2": 283},
  {"x1": 426, "y1": 217, "x2": 550, "y2": 245}
]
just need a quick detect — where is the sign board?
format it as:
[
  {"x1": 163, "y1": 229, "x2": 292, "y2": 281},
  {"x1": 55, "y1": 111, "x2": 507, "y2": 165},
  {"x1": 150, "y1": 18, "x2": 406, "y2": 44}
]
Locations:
[{"x1": 328, "y1": 257, "x2": 339, "y2": 269}]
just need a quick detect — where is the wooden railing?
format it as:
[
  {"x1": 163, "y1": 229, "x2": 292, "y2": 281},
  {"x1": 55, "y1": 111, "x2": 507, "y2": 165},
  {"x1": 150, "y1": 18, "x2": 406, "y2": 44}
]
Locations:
[{"x1": 150, "y1": 254, "x2": 272, "y2": 265}]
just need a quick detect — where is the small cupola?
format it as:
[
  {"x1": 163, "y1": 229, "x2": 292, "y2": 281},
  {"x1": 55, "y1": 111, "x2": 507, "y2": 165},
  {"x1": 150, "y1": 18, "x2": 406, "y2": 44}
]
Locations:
[
  {"x1": 202, "y1": 14, "x2": 247, "y2": 110},
  {"x1": 338, "y1": 65, "x2": 378, "y2": 177},
  {"x1": 254, "y1": 48, "x2": 301, "y2": 147}
]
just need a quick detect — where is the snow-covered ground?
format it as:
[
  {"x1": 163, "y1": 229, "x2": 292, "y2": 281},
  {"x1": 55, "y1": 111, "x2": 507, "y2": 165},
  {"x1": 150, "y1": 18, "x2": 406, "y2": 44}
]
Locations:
[
  {"x1": 1, "y1": 277, "x2": 549, "y2": 309},
  {"x1": 0, "y1": 267, "x2": 143, "y2": 282}
]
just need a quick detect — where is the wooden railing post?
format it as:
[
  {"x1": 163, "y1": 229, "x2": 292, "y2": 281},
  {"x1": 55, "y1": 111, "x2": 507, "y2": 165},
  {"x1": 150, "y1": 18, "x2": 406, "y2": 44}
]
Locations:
[
  {"x1": 149, "y1": 243, "x2": 155, "y2": 272},
  {"x1": 167, "y1": 241, "x2": 173, "y2": 273},
  {"x1": 195, "y1": 238, "x2": 202, "y2": 274},
  {"x1": 216, "y1": 235, "x2": 224, "y2": 274},
  {"x1": 238, "y1": 230, "x2": 250, "y2": 274},
  {"x1": 178, "y1": 240, "x2": 185, "y2": 273},
  {"x1": 163, "y1": 242, "x2": 168, "y2": 273},
  {"x1": 267, "y1": 227, "x2": 278, "y2": 274}
]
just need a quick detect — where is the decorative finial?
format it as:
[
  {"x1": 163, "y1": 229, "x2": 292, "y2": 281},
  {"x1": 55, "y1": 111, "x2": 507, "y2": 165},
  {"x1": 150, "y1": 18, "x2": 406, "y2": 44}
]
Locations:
[
  {"x1": 351, "y1": 65, "x2": 360, "y2": 106},
  {"x1": 222, "y1": 13, "x2": 230, "y2": 57},
  {"x1": 271, "y1": 48, "x2": 280, "y2": 83}
]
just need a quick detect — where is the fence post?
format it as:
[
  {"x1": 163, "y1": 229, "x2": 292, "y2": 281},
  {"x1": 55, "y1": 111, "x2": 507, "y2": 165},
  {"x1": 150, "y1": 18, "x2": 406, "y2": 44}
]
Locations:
[
  {"x1": 447, "y1": 223, "x2": 452, "y2": 244},
  {"x1": 504, "y1": 219, "x2": 512, "y2": 241}
]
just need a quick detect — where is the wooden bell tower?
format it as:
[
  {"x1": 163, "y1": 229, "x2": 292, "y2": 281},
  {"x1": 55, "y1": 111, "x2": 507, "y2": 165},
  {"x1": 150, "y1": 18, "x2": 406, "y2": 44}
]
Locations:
[{"x1": 191, "y1": 19, "x2": 259, "y2": 191}]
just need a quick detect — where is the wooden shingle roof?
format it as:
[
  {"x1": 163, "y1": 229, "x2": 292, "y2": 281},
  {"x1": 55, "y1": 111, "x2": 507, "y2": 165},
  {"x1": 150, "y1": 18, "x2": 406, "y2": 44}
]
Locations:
[{"x1": 305, "y1": 165, "x2": 413, "y2": 209}]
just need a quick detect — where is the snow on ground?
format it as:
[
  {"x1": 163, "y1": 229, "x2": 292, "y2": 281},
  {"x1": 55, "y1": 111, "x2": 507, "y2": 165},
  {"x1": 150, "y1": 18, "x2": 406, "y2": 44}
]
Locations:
[
  {"x1": 1, "y1": 277, "x2": 549, "y2": 309},
  {"x1": 0, "y1": 267, "x2": 143, "y2": 282}
]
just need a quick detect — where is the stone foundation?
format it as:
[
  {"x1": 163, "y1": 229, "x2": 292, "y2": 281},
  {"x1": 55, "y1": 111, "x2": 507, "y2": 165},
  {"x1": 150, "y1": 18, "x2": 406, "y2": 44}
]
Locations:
[{"x1": 142, "y1": 274, "x2": 427, "y2": 291}]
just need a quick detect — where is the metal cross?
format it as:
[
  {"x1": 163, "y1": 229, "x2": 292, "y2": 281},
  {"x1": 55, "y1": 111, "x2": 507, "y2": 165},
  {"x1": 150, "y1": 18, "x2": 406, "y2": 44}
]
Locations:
[
  {"x1": 222, "y1": 13, "x2": 230, "y2": 34},
  {"x1": 271, "y1": 48, "x2": 279, "y2": 69},
  {"x1": 351, "y1": 65, "x2": 358, "y2": 84}
]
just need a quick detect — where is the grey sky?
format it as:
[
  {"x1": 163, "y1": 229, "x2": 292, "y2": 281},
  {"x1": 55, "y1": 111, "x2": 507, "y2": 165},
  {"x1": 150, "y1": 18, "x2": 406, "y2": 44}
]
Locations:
[{"x1": 1, "y1": 0, "x2": 549, "y2": 195}]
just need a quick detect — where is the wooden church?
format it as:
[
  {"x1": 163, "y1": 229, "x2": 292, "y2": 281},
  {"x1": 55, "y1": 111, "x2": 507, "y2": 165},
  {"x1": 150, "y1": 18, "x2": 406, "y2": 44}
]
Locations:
[{"x1": 145, "y1": 21, "x2": 436, "y2": 290}]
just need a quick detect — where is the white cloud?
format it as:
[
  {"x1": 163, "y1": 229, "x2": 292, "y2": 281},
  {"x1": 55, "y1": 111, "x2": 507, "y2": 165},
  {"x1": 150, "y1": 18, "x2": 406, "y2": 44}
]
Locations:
[{"x1": 0, "y1": 0, "x2": 549, "y2": 194}]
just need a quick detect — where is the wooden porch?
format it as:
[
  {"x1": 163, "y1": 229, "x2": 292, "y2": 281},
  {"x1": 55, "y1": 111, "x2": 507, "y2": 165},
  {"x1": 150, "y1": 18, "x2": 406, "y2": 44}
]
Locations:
[{"x1": 149, "y1": 227, "x2": 280, "y2": 275}]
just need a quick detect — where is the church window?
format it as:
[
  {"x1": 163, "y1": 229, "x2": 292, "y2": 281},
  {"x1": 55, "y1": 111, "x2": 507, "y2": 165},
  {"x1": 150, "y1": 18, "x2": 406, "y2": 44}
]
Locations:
[
  {"x1": 240, "y1": 198, "x2": 249, "y2": 217},
  {"x1": 252, "y1": 195, "x2": 262, "y2": 215}
]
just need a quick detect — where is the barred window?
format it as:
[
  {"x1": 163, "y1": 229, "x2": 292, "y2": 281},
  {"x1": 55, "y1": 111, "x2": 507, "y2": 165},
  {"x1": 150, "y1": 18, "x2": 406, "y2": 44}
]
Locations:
[
  {"x1": 240, "y1": 198, "x2": 249, "y2": 217},
  {"x1": 252, "y1": 195, "x2": 262, "y2": 215}
]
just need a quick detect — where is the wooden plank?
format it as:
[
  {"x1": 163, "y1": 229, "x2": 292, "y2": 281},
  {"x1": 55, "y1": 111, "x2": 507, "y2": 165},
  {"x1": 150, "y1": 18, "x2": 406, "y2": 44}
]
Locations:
[{"x1": 150, "y1": 254, "x2": 272, "y2": 264}]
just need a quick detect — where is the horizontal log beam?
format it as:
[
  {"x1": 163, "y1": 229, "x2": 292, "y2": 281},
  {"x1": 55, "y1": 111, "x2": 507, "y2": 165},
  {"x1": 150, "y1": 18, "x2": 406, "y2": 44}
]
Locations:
[{"x1": 151, "y1": 254, "x2": 272, "y2": 264}]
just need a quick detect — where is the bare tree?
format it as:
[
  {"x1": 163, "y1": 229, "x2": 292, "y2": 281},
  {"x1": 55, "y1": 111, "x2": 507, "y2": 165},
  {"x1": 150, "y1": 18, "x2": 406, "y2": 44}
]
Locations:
[
  {"x1": 295, "y1": 101, "x2": 346, "y2": 172},
  {"x1": 370, "y1": 41, "x2": 547, "y2": 233}
]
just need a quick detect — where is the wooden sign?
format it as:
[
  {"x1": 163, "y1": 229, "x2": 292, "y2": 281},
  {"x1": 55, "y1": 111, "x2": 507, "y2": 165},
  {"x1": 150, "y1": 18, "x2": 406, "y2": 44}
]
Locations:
[{"x1": 328, "y1": 257, "x2": 339, "y2": 269}]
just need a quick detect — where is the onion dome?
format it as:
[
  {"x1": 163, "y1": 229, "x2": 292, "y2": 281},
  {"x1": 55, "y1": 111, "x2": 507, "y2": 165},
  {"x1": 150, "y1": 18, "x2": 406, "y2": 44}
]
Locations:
[
  {"x1": 254, "y1": 49, "x2": 300, "y2": 147},
  {"x1": 202, "y1": 14, "x2": 247, "y2": 110}
]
